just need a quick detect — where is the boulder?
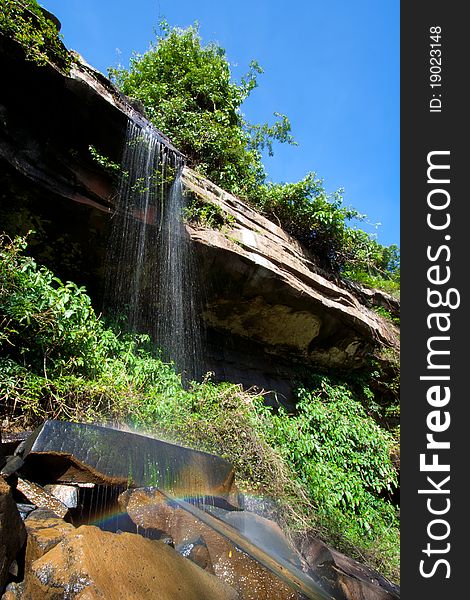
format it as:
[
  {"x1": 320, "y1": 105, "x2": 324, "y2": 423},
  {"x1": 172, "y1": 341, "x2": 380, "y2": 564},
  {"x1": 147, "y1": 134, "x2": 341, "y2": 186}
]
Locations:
[
  {"x1": 0, "y1": 476, "x2": 26, "y2": 592},
  {"x1": 23, "y1": 525, "x2": 239, "y2": 599},
  {"x1": 16, "y1": 479, "x2": 68, "y2": 518},
  {"x1": 299, "y1": 534, "x2": 400, "y2": 600},
  {"x1": 23, "y1": 508, "x2": 75, "y2": 569},
  {"x1": 18, "y1": 420, "x2": 238, "y2": 502},
  {"x1": 43, "y1": 484, "x2": 78, "y2": 509},
  {"x1": 2, "y1": 581, "x2": 24, "y2": 599},
  {"x1": 176, "y1": 536, "x2": 215, "y2": 574},
  {"x1": 119, "y1": 487, "x2": 320, "y2": 600}
]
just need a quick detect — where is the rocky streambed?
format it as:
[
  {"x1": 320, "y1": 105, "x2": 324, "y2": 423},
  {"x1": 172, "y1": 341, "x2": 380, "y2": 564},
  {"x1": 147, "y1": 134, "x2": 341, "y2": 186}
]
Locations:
[{"x1": 1, "y1": 421, "x2": 399, "y2": 599}]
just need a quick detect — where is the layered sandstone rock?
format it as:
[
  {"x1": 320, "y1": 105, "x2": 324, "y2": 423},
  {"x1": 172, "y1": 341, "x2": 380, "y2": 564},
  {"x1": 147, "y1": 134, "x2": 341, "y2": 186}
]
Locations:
[{"x1": 183, "y1": 168, "x2": 398, "y2": 373}]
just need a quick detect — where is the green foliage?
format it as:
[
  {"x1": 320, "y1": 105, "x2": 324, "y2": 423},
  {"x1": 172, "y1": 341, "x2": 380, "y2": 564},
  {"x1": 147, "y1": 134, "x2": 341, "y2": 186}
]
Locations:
[
  {"x1": 342, "y1": 234, "x2": 400, "y2": 293},
  {"x1": 265, "y1": 379, "x2": 398, "y2": 525},
  {"x1": 254, "y1": 174, "x2": 401, "y2": 277},
  {"x1": 0, "y1": 0, "x2": 73, "y2": 72},
  {"x1": 88, "y1": 145, "x2": 123, "y2": 178},
  {"x1": 0, "y1": 235, "x2": 399, "y2": 581},
  {"x1": 110, "y1": 22, "x2": 399, "y2": 285},
  {"x1": 373, "y1": 305, "x2": 400, "y2": 326},
  {"x1": 258, "y1": 377, "x2": 399, "y2": 577},
  {"x1": 246, "y1": 112, "x2": 297, "y2": 157},
  {"x1": 0, "y1": 234, "x2": 116, "y2": 378},
  {"x1": 183, "y1": 195, "x2": 234, "y2": 230},
  {"x1": 254, "y1": 173, "x2": 361, "y2": 270},
  {"x1": 349, "y1": 271, "x2": 400, "y2": 296},
  {"x1": 109, "y1": 22, "x2": 294, "y2": 200}
]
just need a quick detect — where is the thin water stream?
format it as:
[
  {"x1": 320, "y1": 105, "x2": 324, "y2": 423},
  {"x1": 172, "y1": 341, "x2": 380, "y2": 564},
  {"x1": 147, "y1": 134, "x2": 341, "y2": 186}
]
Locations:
[
  {"x1": 105, "y1": 120, "x2": 203, "y2": 380},
  {"x1": 157, "y1": 165, "x2": 203, "y2": 381}
]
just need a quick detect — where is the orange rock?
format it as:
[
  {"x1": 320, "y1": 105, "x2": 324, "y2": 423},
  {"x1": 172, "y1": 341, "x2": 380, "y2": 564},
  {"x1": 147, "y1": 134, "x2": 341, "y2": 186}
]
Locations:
[
  {"x1": 24, "y1": 508, "x2": 76, "y2": 568},
  {"x1": 24, "y1": 525, "x2": 239, "y2": 599}
]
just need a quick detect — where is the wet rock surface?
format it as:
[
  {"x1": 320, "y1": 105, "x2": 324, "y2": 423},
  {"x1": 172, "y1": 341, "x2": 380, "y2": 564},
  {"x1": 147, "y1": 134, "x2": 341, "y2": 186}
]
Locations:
[
  {"x1": 176, "y1": 536, "x2": 215, "y2": 574},
  {"x1": 2, "y1": 581, "x2": 24, "y2": 599},
  {"x1": 206, "y1": 507, "x2": 305, "y2": 571},
  {"x1": 23, "y1": 525, "x2": 239, "y2": 600},
  {"x1": 19, "y1": 420, "x2": 238, "y2": 500},
  {"x1": 16, "y1": 479, "x2": 68, "y2": 519},
  {"x1": 0, "y1": 477, "x2": 26, "y2": 591},
  {"x1": 118, "y1": 487, "x2": 325, "y2": 600},
  {"x1": 0, "y1": 432, "x2": 31, "y2": 461},
  {"x1": 299, "y1": 535, "x2": 400, "y2": 600},
  {"x1": 43, "y1": 484, "x2": 78, "y2": 508},
  {"x1": 0, "y1": 422, "x2": 400, "y2": 599}
]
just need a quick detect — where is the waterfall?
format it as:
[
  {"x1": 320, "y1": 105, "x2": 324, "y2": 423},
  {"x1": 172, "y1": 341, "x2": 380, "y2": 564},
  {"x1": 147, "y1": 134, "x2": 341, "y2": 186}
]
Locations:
[
  {"x1": 105, "y1": 120, "x2": 202, "y2": 382},
  {"x1": 157, "y1": 171, "x2": 202, "y2": 382}
]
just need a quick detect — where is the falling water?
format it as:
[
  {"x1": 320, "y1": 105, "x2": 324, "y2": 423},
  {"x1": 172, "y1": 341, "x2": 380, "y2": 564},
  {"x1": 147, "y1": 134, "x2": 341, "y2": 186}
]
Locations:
[
  {"x1": 105, "y1": 120, "x2": 203, "y2": 381},
  {"x1": 157, "y1": 170, "x2": 202, "y2": 381}
]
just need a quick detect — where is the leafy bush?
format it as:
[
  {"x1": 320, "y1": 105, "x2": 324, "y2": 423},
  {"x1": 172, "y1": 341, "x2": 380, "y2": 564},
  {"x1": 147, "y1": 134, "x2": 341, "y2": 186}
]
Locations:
[
  {"x1": 109, "y1": 22, "x2": 294, "y2": 198},
  {"x1": 0, "y1": 235, "x2": 399, "y2": 580},
  {"x1": 109, "y1": 22, "x2": 400, "y2": 284},
  {"x1": 254, "y1": 173, "x2": 361, "y2": 270},
  {"x1": 264, "y1": 379, "x2": 398, "y2": 531},
  {"x1": 88, "y1": 145, "x2": 123, "y2": 179},
  {"x1": 183, "y1": 195, "x2": 234, "y2": 230},
  {"x1": 342, "y1": 232, "x2": 400, "y2": 293},
  {"x1": 0, "y1": 0, "x2": 72, "y2": 71},
  {"x1": 0, "y1": 234, "x2": 116, "y2": 378}
]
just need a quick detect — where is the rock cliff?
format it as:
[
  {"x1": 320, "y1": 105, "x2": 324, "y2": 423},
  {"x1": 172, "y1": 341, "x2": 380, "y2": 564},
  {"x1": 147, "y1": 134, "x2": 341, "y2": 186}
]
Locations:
[
  {"x1": 0, "y1": 31, "x2": 399, "y2": 401},
  {"x1": 183, "y1": 169, "x2": 398, "y2": 373}
]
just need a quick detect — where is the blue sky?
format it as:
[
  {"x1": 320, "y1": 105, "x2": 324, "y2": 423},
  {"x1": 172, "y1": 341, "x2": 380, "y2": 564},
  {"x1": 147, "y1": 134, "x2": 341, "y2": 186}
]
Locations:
[{"x1": 42, "y1": 0, "x2": 399, "y2": 246}]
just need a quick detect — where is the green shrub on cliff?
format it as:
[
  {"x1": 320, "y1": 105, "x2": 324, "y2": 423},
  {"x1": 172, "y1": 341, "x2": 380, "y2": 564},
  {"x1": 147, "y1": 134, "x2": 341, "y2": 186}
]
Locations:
[
  {"x1": 253, "y1": 173, "x2": 362, "y2": 271},
  {"x1": 109, "y1": 22, "x2": 399, "y2": 280},
  {"x1": 0, "y1": 0, "x2": 72, "y2": 71},
  {"x1": 109, "y1": 22, "x2": 295, "y2": 199}
]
